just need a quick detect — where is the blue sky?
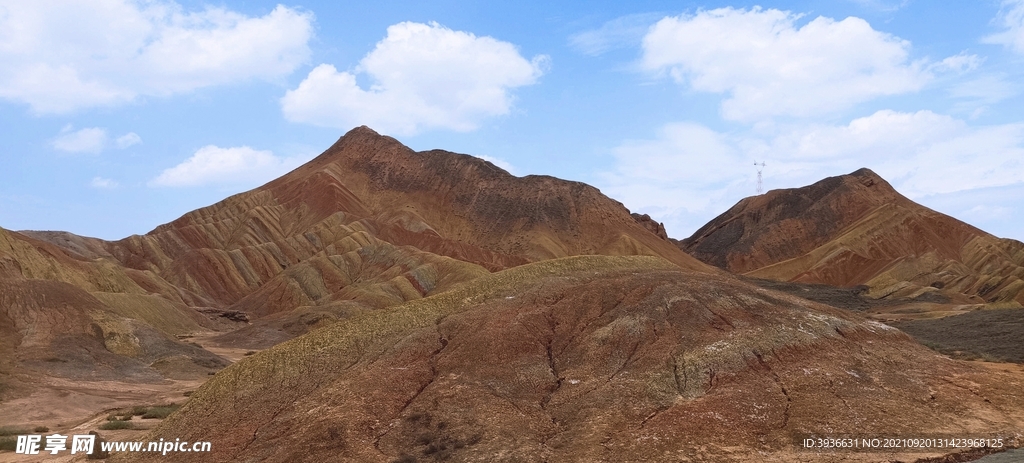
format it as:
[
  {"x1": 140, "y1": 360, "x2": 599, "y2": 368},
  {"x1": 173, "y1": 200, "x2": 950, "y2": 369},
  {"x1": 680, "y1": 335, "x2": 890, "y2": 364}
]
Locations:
[{"x1": 1, "y1": 0, "x2": 1023, "y2": 242}]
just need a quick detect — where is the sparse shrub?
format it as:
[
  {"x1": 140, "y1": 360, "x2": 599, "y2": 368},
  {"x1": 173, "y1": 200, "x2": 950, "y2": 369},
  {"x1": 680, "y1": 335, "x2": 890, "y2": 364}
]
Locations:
[
  {"x1": 398, "y1": 411, "x2": 482, "y2": 461},
  {"x1": 33, "y1": 426, "x2": 48, "y2": 433},
  {"x1": 0, "y1": 437, "x2": 17, "y2": 451},
  {"x1": 99, "y1": 421, "x2": 132, "y2": 430},
  {"x1": 142, "y1": 404, "x2": 180, "y2": 419},
  {"x1": 978, "y1": 352, "x2": 1003, "y2": 363},
  {"x1": 393, "y1": 454, "x2": 417, "y2": 463},
  {"x1": 415, "y1": 432, "x2": 435, "y2": 445},
  {"x1": 0, "y1": 426, "x2": 28, "y2": 437},
  {"x1": 131, "y1": 406, "x2": 148, "y2": 416},
  {"x1": 108, "y1": 410, "x2": 133, "y2": 421},
  {"x1": 244, "y1": 351, "x2": 257, "y2": 356}
]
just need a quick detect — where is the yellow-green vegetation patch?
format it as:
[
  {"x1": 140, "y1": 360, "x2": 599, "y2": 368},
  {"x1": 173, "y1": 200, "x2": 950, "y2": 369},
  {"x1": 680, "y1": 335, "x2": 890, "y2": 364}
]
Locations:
[
  {"x1": 0, "y1": 426, "x2": 34, "y2": 451},
  {"x1": 0, "y1": 426, "x2": 30, "y2": 436},
  {"x1": 141, "y1": 404, "x2": 180, "y2": 419},
  {"x1": 107, "y1": 403, "x2": 181, "y2": 422},
  {"x1": 100, "y1": 420, "x2": 133, "y2": 430},
  {"x1": 0, "y1": 437, "x2": 17, "y2": 451}
]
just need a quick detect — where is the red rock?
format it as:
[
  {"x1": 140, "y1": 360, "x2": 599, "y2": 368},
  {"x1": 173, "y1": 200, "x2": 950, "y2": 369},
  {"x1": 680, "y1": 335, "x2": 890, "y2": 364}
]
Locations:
[{"x1": 679, "y1": 168, "x2": 1024, "y2": 304}]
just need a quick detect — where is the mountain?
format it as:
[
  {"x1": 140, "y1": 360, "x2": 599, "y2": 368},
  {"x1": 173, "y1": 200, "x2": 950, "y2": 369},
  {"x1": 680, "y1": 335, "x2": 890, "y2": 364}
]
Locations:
[
  {"x1": 3, "y1": 126, "x2": 712, "y2": 386},
  {"x1": 678, "y1": 168, "x2": 1024, "y2": 305},
  {"x1": 73, "y1": 126, "x2": 707, "y2": 311},
  {"x1": 122, "y1": 126, "x2": 707, "y2": 345},
  {"x1": 117, "y1": 256, "x2": 1024, "y2": 462},
  {"x1": 9, "y1": 130, "x2": 1024, "y2": 462}
]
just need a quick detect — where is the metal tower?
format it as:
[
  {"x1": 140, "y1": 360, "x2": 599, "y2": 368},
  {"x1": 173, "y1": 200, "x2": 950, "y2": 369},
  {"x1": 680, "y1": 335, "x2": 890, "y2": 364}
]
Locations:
[{"x1": 754, "y1": 161, "x2": 766, "y2": 194}]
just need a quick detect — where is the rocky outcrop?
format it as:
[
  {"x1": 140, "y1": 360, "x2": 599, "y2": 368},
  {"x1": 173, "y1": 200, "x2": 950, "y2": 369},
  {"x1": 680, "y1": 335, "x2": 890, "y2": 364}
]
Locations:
[
  {"x1": 679, "y1": 168, "x2": 1024, "y2": 304},
  {"x1": 631, "y1": 212, "x2": 670, "y2": 241}
]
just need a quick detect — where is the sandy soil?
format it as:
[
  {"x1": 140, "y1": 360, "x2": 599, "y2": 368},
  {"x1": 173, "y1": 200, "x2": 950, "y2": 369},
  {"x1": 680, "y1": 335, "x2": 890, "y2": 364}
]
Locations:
[
  {"x1": 0, "y1": 375, "x2": 200, "y2": 429},
  {"x1": 0, "y1": 331, "x2": 249, "y2": 462},
  {"x1": 182, "y1": 331, "x2": 255, "y2": 364}
]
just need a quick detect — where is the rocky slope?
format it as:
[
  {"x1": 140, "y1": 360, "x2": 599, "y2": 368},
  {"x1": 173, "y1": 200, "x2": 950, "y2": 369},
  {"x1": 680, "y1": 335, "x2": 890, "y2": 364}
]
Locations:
[
  {"x1": 4, "y1": 126, "x2": 711, "y2": 386},
  {"x1": 0, "y1": 226, "x2": 228, "y2": 399},
  {"x1": 118, "y1": 256, "x2": 1024, "y2": 462},
  {"x1": 9, "y1": 131, "x2": 1024, "y2": 462},
  {"x1": 20, "y1": 126, "x2": 708, "y2": 348},
  {"x1": 107, "y1": 126, "x2": 706, "y2": 309},
  {"x1": 679, "y1": 168, "x2": 1024, "y2": 304}
]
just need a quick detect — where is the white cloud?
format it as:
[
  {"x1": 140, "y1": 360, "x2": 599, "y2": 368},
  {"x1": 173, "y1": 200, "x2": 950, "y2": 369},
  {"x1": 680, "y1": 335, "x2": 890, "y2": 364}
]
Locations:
[
  {"x1": 0, "y1": 1, "x2": 313, "y2": 114},
  {"x1": 930, "y1": 52, "x2": 983, "y2": 74},
  {"x1": 115, "y1": 132, "x2": 142, "y2": 149},
  {"x1": 848, "y1": 0, "x2": 910, "y2": 12},
  {"x1": 50, "y1": 126, "x2": 142, "y2": 153},
  {"x1": 916, "y1": 183, "x2": 1024, "y2": 240},
  {"x1": 964, "y1": 204, "x2": 1012, "y2": 221},
  {"x1": 52, "y1": 126, "x2": 107, "y2": 153},
  {"x1": 598, "y1": 122, "x2": 748, "y2": 235},
  {"x1": 569, "y1": 13, "x2": 662, "y2": 56},
  {"x1": 640, "y1": 7, "x2": 933, "y2": 122},
  {"x1": 598, "y1": 112, "x2": 1024, "y2": 238},
  {"x1": 149, "y1": 145, "x2": 304, "y2": 187},
  {"x1": 949, "y1": 73, "x2": 1017, "y2": 104},
  {"x1": 281, "y1": 21, "x2": 548, "y2": 136},
  {"x1": 90, "y1": 177, "x2": 118, "y2": 189},
  {"x1": 984, "y1": 0, "x2": 1024, "y2": 54},
  {"x1": 758, "y1": 110, "x2": 1024, "y2": 197}
]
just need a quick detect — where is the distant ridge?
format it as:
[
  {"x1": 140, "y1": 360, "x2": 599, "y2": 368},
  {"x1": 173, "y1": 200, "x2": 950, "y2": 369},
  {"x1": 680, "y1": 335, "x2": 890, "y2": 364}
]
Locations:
[{"x1": 678, "y1": 168, "x2": 1024, "y2": 304}]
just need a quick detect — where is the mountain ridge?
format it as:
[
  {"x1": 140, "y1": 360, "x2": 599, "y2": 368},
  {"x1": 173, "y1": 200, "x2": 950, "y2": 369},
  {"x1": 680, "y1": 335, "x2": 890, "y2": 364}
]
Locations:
[
  {"x1": 678, "y1": 168, "x2": 1024, "y2": 305},
  {"x1": 6, "y1": 129, "x2": 1024, "y2": 462},
  {"x1": 2, "y1": 126, "x2": 713, "y2": 388}
]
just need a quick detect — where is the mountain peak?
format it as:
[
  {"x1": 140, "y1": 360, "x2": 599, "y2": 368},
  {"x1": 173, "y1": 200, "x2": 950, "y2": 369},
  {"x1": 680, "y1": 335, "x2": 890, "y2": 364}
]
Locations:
[
  {"x1": 679, "y1": 168, "x2": 1023, "y2": 305},
  {"x1": 845, "y1": 167, "x2": 890, "y2": 189},
  {"x1": 681, "y1": 168, "x2": 905, "y2": 272},
  {"x1": 348, "y1": 125, "x2": 380, "y2": 136},
  {"x1": 764, "y1": 167, "x2": 897, "y2": 205}
]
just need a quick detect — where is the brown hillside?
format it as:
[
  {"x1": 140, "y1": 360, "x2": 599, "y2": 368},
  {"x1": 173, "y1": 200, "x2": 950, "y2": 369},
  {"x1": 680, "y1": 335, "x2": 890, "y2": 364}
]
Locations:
[
  {"x1": 4, "y1": 126, "x2": 710, "y2": 384},
  {"x1": 679, "y1": 168, "x2": 1024, "y2": 304},
  {"x1": 0, "y1": 227, "x2": 228, "y2": 399},
  {"x1": 118, "y1": 256, "x2": 1024, "y2": 463},
  {"x1": 85, "y1": 126, "x2": 709, "y2": 311}
]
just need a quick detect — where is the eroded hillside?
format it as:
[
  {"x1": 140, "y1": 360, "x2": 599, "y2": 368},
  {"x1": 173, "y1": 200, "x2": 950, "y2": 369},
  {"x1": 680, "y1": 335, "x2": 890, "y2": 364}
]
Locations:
[
  {"x1": 679, "y1": 168, "x2": 1024, "y2": 305},
  {"x1": 118, "y1": 256, "x2": 1024, "y2": 462}
]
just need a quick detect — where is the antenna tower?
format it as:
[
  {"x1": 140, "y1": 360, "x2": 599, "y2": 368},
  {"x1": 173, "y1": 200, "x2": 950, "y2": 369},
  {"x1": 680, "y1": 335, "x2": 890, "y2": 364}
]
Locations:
[{"x1": 754, "y1": 161, "x2": 766, "y2": 194}]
